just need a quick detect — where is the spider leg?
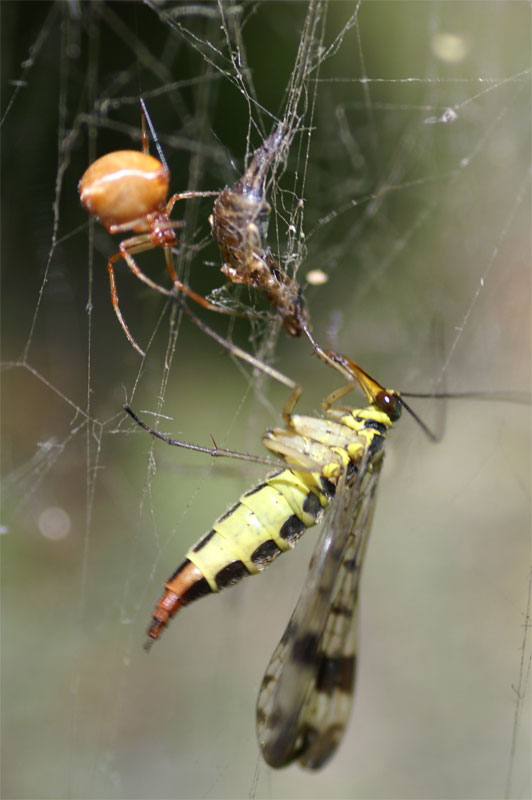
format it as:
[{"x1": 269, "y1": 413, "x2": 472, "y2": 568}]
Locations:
[
  {"x1": 178, "y1": 299, "x2": 302, "y2": 403},
  {"x1": 115, "y1": 236, "x2": 174, "y2": 295},
  {"x1": 108, "y1": 232, "x2": 245, "y2": 355},
  {"x1": 113, "y1": 235, "x2": 236, "y2": 315},
  {"x1": 114, "y1": 233, "x2": 236, "y2": 317},
  {"x1": 162, "y1": 247, "x2": 246, "y2": 317},
  {"x1": 107, "y1": 256, "x2": 147, "y2": 357},
  {"x1": 140, "y1": 106, "x2": 149, "y2": 155},
  {"x1": 107, "y1": 235, "x2": 175, "y2": 356},
  {"x1": 165, "y1": 191, "x2": 219, "y2": 216}
]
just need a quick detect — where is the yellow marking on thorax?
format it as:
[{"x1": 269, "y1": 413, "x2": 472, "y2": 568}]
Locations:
[{"x1": 342, "y1": 407, "x2": 392, "y2": 429}]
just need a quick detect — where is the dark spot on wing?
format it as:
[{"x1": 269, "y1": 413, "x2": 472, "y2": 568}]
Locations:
[
  {"x1": 331, "y1": 602, "x2": 353, "y2": 618},
  {"x1": 298, "y1": 722, "x2": 345, "y2": 770},
  {"x1": 260, "y1": 671, "x2": 276, "y2": 689},
  {"x1": 291, "y1": 631, "x2": 320, "y2": 665},
  {"x1": 315, "y1": 654, "x2": 356, "y2": 695},
  {"x1": 266, "y1": 706, "x2": 283, "y2": 731}
]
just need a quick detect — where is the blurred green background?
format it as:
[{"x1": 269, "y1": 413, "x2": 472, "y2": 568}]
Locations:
[{"x1": 2, "y1": 2, "x2": 530, "y2": 798}]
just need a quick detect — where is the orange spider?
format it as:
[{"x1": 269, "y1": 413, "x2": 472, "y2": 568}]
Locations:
[{"x1": 79, "y1": 103, "x2": 223, "y2": 356}]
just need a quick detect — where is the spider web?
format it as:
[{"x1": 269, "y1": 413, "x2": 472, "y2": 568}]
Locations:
[{"x1": 1, "y1": 2, "x2": 531, "y2": 799}]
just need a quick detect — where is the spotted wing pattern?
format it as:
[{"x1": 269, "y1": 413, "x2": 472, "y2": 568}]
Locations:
[{"x1": 256, "y1": 440, "x2": 385, "y2": 769}]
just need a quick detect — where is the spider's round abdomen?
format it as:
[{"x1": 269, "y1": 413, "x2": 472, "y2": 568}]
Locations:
[{"x1": 79, "y1": 150, "x2": 169, "y2": 229}]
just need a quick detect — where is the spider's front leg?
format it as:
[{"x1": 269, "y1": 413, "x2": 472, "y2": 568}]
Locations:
[
  {"x1": 107, "y1": 234, "x2": 174, "y2": 356},
  {"x1": 162, "y1": 246, "x2": 249, "y2": 317}
]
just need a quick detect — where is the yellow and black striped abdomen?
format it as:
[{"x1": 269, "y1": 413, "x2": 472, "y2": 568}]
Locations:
[
  {"x1": 188, "y1": 467, "x2": 335, "y2": 591},
  {"x1": 145, "y1": 403, "x2": 391, "y2": 642}
]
